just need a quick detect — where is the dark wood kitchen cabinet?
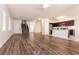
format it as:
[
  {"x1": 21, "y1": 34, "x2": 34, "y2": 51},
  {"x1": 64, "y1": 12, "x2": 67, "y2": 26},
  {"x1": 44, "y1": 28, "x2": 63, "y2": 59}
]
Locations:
[{"x1": 50, "y1": 20, "x2": 74, "y2": 27}]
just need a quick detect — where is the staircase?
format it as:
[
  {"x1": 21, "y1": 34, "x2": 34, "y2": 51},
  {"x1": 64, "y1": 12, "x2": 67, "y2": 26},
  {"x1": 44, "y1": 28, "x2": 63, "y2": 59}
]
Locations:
[{"x1": 21, "y1": 20, "x2": 29, "y2": 34}]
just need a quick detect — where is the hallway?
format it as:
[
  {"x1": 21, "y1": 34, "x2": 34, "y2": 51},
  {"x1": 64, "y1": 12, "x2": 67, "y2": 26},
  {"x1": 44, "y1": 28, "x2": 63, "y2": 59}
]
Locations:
[{"x1": 0, "y1": 33, "x2": 79, "y2": 55}]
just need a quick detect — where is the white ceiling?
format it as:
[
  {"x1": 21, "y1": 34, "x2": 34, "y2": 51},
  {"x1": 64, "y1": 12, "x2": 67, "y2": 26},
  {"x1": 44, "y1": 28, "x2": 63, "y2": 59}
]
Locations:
[{"x1": 7, "y1": 4, "x2": 79, "y2": 21}]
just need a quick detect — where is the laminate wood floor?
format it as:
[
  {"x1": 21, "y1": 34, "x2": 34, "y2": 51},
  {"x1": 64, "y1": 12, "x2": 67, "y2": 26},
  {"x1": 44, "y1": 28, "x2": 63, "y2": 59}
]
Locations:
[{"x1": 0, "y1": 33, "x2": 79, "y2": 55}]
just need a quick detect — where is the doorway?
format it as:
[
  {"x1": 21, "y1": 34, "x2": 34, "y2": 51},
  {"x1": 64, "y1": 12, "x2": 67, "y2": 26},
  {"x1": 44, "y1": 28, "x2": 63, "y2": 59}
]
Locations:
[{"x1": 34, "y1": 20, "x2": 42, "y2": 34}]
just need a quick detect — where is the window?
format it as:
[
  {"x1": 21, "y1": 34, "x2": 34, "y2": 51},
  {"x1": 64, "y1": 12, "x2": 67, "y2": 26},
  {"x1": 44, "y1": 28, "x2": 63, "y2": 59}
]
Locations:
[
  {"x1": 8, "y1": 16, "x2": 11, "y2": 31},
  {"x1": 2, "y1": 10, "x2": 6, "y2": 31}
]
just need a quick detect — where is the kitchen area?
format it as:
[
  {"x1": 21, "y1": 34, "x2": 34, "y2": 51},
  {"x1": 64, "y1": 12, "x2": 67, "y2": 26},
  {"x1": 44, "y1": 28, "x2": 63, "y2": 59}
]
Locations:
[{"x1": 49, "y1": 20, "x2": 75, "y2": 39}]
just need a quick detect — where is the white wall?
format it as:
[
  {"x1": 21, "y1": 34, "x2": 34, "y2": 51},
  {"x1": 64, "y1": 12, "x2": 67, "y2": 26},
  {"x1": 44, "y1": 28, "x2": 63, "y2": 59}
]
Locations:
[
  {"x1": 0, "y1": 10, "x2": 3, "y2": 32},
  {"x1": 0, "y1": 5, "x2": 14, "y2": 48},
  {"x1": 29, "y1": 21, "x2": 35, "y2": 33},
  {"x1": 14, "y1": 20, "x2": 22, "y2": 34},
  {"x1": 74, "y1": 19, "x2": 79, "y2": 42},
  {"x1": 42, "y1": 18, "x2": 49, "y2": 35}
]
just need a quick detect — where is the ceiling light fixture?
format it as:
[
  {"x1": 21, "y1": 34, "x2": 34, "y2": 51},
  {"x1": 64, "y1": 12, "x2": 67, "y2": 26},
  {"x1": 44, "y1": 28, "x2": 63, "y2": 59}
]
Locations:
[
  {"x1": 43, "y1": 4, "x2": 50, "y2": 8},
  {"x1": 57, "y1": 16, "x2": 66, "y2": 19},
  {"x1": 38, "y1": 18, "x2": 41, "y2": 20}
]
